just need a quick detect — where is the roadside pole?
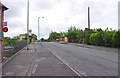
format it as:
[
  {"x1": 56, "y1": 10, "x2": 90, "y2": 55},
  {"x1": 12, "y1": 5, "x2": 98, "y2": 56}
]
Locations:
[
  {"x1": 0, "y1": 2, "x2": 8, "y2": 78},
  {"x1": 118, "y1": 1, "x2": 120, "y2": 76},
  {"x1": 88, "y1": 7, "x2": 90, "y2": 29},
  {"x1": 38, "y1": 17, "x2": 40, "y2": 41},
  {"x1": 0, "y1": 2, "x2": 8, "y2": 63},
  {"x1": 0, "y1": 6, "x2": 2, "y2": 64},
  {"x1": 38, "y1": 17, "x2": 44, "y2": 44},
  {"x1": 26, "y1": 0, "x2": 29, "y2": 50},
  {"x1": 0, "y1": 6, "x2": 2, "y2": 78},
  {"x1": 1, "y1": 9, "x2": 4, "y2": 63}
]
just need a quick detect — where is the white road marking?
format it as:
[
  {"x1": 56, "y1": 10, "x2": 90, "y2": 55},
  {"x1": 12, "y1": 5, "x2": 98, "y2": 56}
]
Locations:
[
  {"x1": 5, "y1": 72, "x2": 14, "y2": 76},
  {"x1": 32, "y1": 67, "x2": 37, "y2": 74},
  {"x1": 36, "y1": 58, "x2": 46, "y2": 63},
  {"x1": 34, "y1": 64, "x2": 38, "y2": 68},
  {"x1": 32, "y1": 63, "x2": 38, "y2": 74}
]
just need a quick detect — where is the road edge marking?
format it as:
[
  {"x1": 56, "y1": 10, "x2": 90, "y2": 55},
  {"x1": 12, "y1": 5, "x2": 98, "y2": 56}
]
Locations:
[{"x1": 43, "y1": 44, "x2": 84, "y2": 78}]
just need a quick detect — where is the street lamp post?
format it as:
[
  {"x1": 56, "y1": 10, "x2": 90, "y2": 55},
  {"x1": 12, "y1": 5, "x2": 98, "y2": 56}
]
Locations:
[
  {"x1": 38, "y1": 17, "x2": 40, "y2": 41},
  {"x1": 38, "y1": 17, "x2": 44, "y2": 43},
  {"x1": 26, "y1": 0, "x2": 29, "y2": 50}
]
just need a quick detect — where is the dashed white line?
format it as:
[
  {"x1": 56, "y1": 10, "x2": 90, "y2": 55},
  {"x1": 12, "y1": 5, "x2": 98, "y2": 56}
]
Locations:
[{"x1": 32, "y1": 66, "x2": 37, "y2": 74}]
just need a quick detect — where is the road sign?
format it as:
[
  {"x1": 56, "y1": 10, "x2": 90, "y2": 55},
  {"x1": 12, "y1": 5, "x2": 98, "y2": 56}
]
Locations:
[
  {"x1": 3, "y1": 22, "x2": 7, "y2": 26},
  {"x1": 29, "y1": 32, "x2": 32, "y2": 36},
  {"x1": 29, "y1": 29, "x2": 32, "y2": 32},
  {"x1": 2, "y1": 27, "x2": 8, "y2": 32}
]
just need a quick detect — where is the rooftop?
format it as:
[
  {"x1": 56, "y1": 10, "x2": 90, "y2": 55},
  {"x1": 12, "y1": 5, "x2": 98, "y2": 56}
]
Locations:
[{"x1": 0, "y1": 2, "x2": 8, "y2": 10}]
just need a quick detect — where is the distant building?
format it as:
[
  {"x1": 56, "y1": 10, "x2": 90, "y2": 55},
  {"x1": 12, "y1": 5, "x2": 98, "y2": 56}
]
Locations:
[{"x1": 19, "y1": 34, "x2": 26, "y2": 41}]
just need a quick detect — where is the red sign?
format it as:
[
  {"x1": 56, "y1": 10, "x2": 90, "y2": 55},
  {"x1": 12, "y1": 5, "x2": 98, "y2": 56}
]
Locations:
[
  {"x1": 2, "y1": 27, "x2": 8, "y2": 32},
  {"x1": 29, "y1": 29, "x2": 32, "y2": 32}
]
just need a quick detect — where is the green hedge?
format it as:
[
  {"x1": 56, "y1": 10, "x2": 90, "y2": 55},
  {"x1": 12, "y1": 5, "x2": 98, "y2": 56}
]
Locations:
[
  {"x1": 89, "y1": 32, "x2": 104, "y2": 46},
  {"x1": 112, "y1": 31, "x2": 120, "y2": 47},
  {"x1": 49, "y1": 27, "x2": 120, "y2": 48}
]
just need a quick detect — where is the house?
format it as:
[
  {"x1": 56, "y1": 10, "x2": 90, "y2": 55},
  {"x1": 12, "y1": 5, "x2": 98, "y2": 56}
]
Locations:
[{"x1": 19, "y1": 34, "x2": 26, "y2": 41}]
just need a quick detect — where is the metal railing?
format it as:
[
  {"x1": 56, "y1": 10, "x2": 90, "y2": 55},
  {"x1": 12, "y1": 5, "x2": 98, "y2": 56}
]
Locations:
[
  {"x1": 13, "y1": 40, "x2": 27, "y2": 54},
  {"x1": 3, "y1": 40, "x2": 27, "y2": 61}
]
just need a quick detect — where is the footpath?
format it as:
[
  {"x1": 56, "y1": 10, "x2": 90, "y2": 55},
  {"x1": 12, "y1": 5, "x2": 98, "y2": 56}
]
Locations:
[{"x1": 2, "y1": 43, "x2": 81, "y2": 78}]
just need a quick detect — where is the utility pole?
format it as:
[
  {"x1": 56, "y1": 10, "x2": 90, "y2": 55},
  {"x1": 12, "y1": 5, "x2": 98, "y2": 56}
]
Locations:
[
  {"x1": 88, "y1": 7, "x2": 90, "y2": 29},
  {"x1": 118, "y1": 1, "x2": 120, "y2": 30},
  {"x1": 26, "y1": 0, "x2": 29, "y2": 50}
]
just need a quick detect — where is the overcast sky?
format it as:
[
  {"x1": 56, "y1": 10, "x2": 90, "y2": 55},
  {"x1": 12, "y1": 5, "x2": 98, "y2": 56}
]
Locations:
[{"x1": 1, "y1": 0, "x2": 119, "y2": 38}]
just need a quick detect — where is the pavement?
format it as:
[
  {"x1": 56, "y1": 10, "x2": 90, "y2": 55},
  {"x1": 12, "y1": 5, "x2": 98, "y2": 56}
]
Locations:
[{"x1": 2, "y1": 43, "x2": 81, "y2": 77}]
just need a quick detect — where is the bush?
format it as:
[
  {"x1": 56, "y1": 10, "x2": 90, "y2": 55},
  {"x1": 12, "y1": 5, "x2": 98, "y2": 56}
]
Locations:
[
  {"x1": 112, "y1": 31, "x2": 120, "y2": 47},
  {"x1": 89, "y1": 33, "x2": 97, "y2": 45},
  {"x1": 103, "y1": 31, "x2": 114, "y2": 47},
  {"x1": 89, "y1": 32, "x2": 104, "y2": 46}
]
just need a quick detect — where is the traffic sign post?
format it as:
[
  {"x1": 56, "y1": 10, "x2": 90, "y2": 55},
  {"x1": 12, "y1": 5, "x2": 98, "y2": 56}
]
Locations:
[
  {"x1": 0, "y1": 2, "x2": 8, "y2": 64},
  {"x1": 0, "y1": 32, "x2": 3, "y2": 37}
]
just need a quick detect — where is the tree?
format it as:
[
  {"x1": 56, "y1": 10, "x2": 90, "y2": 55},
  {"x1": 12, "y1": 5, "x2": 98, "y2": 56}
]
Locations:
[
  {"x1": 4, "y1": 37, "x2": 19, "y2": 46},
  {"x1": 66, "y1": 26, "x2": 79, "y2": 43},
  {"x1": 112, "y1": 30, "x2": 120, "y2": 47},
  {"x1": 84, "y1": 28, "x2": 94, "y2": 44},
  {"x1": 90, "y1": 32, "x2": 104, "y2": 46},
  {"x1": 48, "y1": 31, "x2": 60, "y2": 41},
  {"x1": 103, "y1": 31, "x2": 114, "y2": 47}
]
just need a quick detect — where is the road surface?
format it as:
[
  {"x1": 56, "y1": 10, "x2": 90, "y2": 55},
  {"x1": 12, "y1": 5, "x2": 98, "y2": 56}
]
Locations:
[
  {"x1": 43, "y1": 42, "x2": 118, "y2": 76},
  {"x1": 3, "y1": 44, "x2": 81, "y2": 77}
]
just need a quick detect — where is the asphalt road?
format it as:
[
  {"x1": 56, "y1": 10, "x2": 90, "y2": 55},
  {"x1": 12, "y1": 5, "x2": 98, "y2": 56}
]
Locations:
[
  {"x1": 43, "y1": 42, "x2": 118, "y2": 76},
  {"x1": 31, "y1": 44, "x2": 80, "y2": 76},
  {"x1": 3, "y1": 44, "x2": 80, "y2": 77}
]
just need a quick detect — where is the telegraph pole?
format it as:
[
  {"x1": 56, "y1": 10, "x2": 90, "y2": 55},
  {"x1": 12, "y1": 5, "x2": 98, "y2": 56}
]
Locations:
[
  {"x1": 88, "y1": 7, "x2": 90, "y2": 29},
  {"x1": 26, "y1": 0, "x2": 29, "y2": 50}
]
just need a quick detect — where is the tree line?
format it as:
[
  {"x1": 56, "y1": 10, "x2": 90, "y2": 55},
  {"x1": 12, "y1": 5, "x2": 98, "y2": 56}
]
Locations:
[
  {"x1": 4, "y1": 37, "x2": 19, "y2": 46},
  {"x1": 48, "y1": 27, "x2": 120, "y2": 48},
  {"x1": 4, "y1": 33, "x2": 37, "y2": 46}
]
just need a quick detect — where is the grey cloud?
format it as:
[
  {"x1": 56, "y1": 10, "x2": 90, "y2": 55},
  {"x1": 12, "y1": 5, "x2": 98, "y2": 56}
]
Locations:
[
  {"x1": 90, "y1": 2, "x2": 117, "y2": 26},
  {"x1": 7, "y1": 21, "x2": 26, "y2": 31},
  {"x1": 2, "y1": 0, "x2": 119, "y2": 38},
  {"x1": 4, "y1": 1, "x2": 26, "y2": 19},
  {"x1": 31, "y1": 0, "x2": 54, "y2": 11},
  {"x1": 68, "y1": 1, "x2": 117, "y2": 27}
]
